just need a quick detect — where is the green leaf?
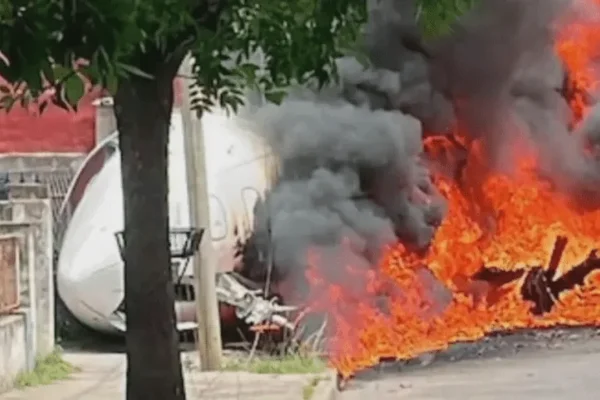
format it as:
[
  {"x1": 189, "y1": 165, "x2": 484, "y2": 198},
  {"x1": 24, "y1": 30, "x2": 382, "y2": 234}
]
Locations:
[
  {"x1": 41, "y1": 62, "x2": 55, "y2": 83},
  {"x1": 64, "y1": 75, "x2": 85, "y2": 107},
  {"x1": 264, "y1": 90, "x2": 287, "y2": 105},
  {"x1": 238, "y1": 63, "x2": 260, "y2": 84},
  {"x1": 117, "y1": 63, "x2": 154, "y2": 79},
  {"x1": 0, "y1": 95, "x2": 15, "y2": 111},
  {"x1": 105, "y1": 73, "x2": 118, "y2": 96},
  {"x1": 79, "y1": 64, "x2": 101, "y2": 86},
  {"x1": 53, "y1": 65, "x2": 72, "y2": 82},
  {"x1": 22, "y1": 68, "x2": 43, "y2": 96}
]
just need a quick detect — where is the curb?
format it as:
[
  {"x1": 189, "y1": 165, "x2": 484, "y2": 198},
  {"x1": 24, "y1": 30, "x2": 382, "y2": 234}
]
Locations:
[{"x1": 311, "y1": 369, "x2": 339, "y2": 400}]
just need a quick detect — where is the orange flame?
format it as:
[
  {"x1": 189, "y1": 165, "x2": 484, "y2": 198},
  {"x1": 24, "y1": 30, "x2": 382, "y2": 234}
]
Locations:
[
  {"x1": 555, "y1": 0, "x2": 600, "y2": 121},
  {"x1": 304, "y1": 5, "x2": 600, "y2": 378}
]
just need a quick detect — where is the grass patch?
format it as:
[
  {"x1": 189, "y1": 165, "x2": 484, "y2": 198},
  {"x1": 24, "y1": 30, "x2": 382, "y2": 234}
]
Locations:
[
  {"x1": 302, "y1": 376, "x2": 324, "y2": 400},
  {"x1": 223, "y1": 354, "x2": 327, "y2": 374},
  {"x1": 15, "y1": 349, "x2": 77, "y2": 389}
]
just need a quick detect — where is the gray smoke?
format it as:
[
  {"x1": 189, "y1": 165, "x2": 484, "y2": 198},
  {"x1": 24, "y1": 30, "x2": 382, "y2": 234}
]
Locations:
[
  {"x1": 361, "y1": 0, "x2": 457, "y2": 134},
  {"x1": 357, "y1": 0, "x2": 600, "y2": 200},
  {"x1": 249, "y1": 100, "x2": 445, "y2": 286},
  {"x1": 425, "y1": 0, "x2": 600, "y2": 199},
  {"x1": 240, "y1": 0, "x2": 600, "y2": 298}
]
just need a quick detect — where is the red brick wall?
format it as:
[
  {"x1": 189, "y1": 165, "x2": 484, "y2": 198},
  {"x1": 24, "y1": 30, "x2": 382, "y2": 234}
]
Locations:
[
  {"x1": 0, "y1": 78, "x2": 184, "y2": 154},
  {"x1": 0, "y1": 94, "x2": 97, "y2": 153}
]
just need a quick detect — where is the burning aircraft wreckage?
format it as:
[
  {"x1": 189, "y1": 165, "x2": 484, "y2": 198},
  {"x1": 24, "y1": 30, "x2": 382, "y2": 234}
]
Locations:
[
  {"x1": 236, "y1": 0, "x2": 600, "y2": 383},
  {"x1": 55, "y1": 0, "x2": 600, "y2": 386}
]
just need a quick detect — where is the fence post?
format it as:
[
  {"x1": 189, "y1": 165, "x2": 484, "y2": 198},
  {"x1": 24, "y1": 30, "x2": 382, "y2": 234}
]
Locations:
[{"x1": 0, "y1": 173, "x2": 8, "y2": 200}]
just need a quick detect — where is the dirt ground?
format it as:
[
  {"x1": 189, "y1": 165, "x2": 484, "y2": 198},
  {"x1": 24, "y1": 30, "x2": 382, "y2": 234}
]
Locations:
[{"x1": 338, "y1": 326, "x2": 600, "y2": 399}]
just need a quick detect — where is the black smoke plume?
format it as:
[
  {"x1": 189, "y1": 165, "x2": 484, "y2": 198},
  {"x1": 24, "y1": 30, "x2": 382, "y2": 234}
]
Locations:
[{"x1": 237, "y1": 0, "x2": 600, "y2": 302}]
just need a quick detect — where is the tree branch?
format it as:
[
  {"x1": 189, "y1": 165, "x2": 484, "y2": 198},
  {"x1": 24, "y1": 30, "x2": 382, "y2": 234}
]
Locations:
[
  {"x1": 0, "y1": 66, "x2": 81, "y2": 111},
  {"x1": 164, "y1": 0, "x2": 228, "y2": 64}
]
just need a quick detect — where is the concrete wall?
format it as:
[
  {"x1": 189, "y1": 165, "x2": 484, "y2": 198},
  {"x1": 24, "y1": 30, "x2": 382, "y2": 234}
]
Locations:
[
  {"x1": 0, "y1": 153, "x2": 81, "y2": 254},
  {"x1": 0, "y1": 315, "x2": 27, "y2": 392},
  {"x1": 0, "y1": 199, "x2": 55, "y2": 357},
  {"x1": 0, "y1": 143, "x2": 90, "y2": 393},
  {"x1": 94, "y1": 98, "x2": 117, "y2": 144},
  {"x1": 0, "y1": 120, "x2": 92, "y2": 392},
  {"x1": 0, "y1": 161, "x2": 92, "y2": 345},
  {"x1": 0, "y1": 196, "x2": 55, "y2": 392},
  {"x1": 0, "y1": 233, "x2": 36, "y2": 393},
  {"x1": 0, "y1": 153, "x2": 84, "y2": 174}
]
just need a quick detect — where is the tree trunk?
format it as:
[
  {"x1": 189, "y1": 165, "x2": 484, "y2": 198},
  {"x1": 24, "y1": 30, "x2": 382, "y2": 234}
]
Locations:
[{"x1": 113, "y1": 63, "x2": 186, "y2": 400}]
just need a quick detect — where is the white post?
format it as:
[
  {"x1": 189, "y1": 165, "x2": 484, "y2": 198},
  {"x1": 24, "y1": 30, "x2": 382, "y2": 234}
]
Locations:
[
  {"x1": 178, "y1": 55, "x2": 223, "y2": 371},
  {"x1": 93, "y1": 97, "x2": 117, "y2": 144}
]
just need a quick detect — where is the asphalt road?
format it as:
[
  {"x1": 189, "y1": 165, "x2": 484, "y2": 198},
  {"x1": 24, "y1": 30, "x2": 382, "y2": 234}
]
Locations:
[{"x1": 336, "y1": 335, "x2": 600, "y2": 400}]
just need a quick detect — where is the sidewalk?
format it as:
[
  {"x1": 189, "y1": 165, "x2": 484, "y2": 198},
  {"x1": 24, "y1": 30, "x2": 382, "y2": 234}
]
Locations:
[
  {"x1": 337, "y1": 339, "x2": 600, "y2": 400},
  {"x1": 0, "y1": 352, "x2": 324, "y2": 400}
]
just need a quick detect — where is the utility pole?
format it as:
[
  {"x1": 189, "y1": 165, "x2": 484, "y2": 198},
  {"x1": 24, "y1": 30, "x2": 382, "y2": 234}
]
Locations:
[{"x1": 178, "y1": 55, "x2": 223, "y2": 370}]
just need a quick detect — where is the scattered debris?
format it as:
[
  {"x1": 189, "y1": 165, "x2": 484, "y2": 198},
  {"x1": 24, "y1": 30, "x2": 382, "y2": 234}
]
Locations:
[{"x1": 467, "y1": 236, "x2": 600, "y2": 315}]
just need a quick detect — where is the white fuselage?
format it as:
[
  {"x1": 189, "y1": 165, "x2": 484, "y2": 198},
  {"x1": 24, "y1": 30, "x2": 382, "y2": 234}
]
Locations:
[{"x1": 56, "y1": 109, "x2": 274, "y2": 334}]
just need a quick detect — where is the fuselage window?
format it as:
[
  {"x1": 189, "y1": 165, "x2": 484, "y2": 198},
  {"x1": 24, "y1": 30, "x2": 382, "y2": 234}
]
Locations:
[{"x1": 208, "y1": 195, "x2": 227, "y2": 241}]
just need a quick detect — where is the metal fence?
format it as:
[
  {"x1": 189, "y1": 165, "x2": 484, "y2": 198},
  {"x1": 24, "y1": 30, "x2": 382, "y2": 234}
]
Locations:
[
  {"x1": 0, "y1": 235, "x2": 19, "y2": 314},
  {"x1": 0, "y1": 169, "x2": 75, "y2": 250}
]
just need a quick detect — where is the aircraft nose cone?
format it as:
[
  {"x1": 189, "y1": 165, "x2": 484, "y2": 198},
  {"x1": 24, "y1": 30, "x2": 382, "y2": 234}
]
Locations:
[{"x1": 57, "y1": 225, "x2": 124, "y2": 326}]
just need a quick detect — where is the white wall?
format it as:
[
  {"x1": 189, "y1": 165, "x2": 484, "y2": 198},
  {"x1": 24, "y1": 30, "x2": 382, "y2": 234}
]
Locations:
[{"x1": 0, "y1": 315, "x2": 27, "y2": 392}]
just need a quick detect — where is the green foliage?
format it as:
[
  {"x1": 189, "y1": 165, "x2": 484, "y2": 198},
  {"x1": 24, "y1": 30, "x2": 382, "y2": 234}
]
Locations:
[
  {"x1": 417, "y1": 0, "x2": 478, "y2": 37},
  {"x1": 222, "y1": 354, "x2": 326, "y2": 374},
  {"x1": 0, "y1": 0, "x2": 366, "y2": 114},
  {"x1": 303, "y1": 376, "x2": 324, "y2": 400},
  {"x1": 0, "y1": 0, "x2": 479, "y2": 114},
  {"x1": 0, "y1": 0, "x2": 145, "y2": 109},
  {"x1": 14, "y1": 348, "x2": 78, "y2": 389},
  {"x1": 188, "y1": 0, "x2": 366, "y2": 113}
]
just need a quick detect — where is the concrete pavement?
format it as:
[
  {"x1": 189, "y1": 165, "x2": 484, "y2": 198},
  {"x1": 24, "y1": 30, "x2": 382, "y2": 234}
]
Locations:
[
  {"x1": 0, "y1": 352, "x2": 329, "y2": 400},
  {"x1": 336, "y1": 340, "x2": 600, "y2": 400},
  {"x1": 7, "y1": 335, "x2": 598, "y2": 399}
]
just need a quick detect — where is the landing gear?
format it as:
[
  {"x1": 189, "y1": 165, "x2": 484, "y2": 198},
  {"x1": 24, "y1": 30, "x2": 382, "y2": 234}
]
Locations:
[{"x1": 215, "y1": 272, "x2": 297, "y2": 331}]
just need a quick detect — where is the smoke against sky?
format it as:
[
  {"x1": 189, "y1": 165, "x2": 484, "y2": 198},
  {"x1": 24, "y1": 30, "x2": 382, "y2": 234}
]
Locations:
[
  {"x1": 240, "y1": 0, "x2": 600, "y2": 297},
  {"x1": 361, "y1": 0, "x2": 600, "y2": 200},
  {"x1": 424, "y1": 0, "x2": 600, "y2": 198}
]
